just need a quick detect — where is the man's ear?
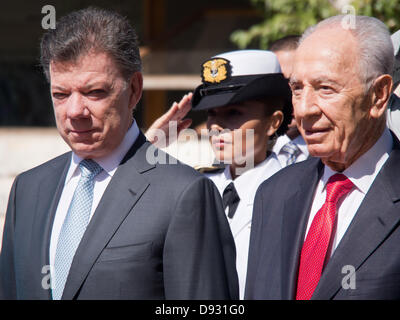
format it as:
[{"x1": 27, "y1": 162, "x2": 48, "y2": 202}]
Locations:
[
  {"x1": 266, "y1": 110, "x2": 284, "y2": 136},
  {"x1": 369, "y1": 74, "x2": 392, "y2": 118},
  {"x1": 128, "y1": 71, "x2": 143, "y2": 111}
]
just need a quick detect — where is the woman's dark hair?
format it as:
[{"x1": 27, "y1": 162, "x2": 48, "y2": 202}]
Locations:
[{"x1": 253, "y1": 96, "x2": 293, "y2": 136}]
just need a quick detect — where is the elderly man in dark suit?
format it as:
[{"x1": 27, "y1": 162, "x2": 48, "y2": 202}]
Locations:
[
  {"x1": 245, "y1": 15, "x2": 400, "y2": 300},
  {"x1": 0, "y1": 7, "x2": 238, "y2": 300}
]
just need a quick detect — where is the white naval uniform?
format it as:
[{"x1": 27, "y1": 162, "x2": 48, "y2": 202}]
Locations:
[{"x1": 205, "y1": 153, "x2": 282, "y2": 299}]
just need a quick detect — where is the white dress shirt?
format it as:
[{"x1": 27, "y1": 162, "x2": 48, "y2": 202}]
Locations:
[
  {"x1": 305, "y1": 128, "x2": 393, "y2": 256},
  {"x1": 273, "y1": 134, "x2": 309, "y2": 168},
  {"x1": 205, "y1": 153, "x2": 282, "y2": 299},
  {"x1": 49, "y1": 121, "x2": 140, "y2": 271}
]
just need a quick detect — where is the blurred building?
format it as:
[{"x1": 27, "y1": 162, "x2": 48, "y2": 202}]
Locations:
[{"x1": 0, "y1": 0, "x2": 263, "y2": 128}]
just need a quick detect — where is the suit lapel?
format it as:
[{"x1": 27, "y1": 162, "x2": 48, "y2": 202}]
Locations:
[
  {"x1": 281, "y1": 158, "x2": 323, "y2": 299},
  {"x1": 312, "y1": 142, "x2": 400, "y2": 299},
  {"x1": 61, "y1": 134, "x2": 155, "y2": 299},
  {"x1": 30, "y1": 153, "x2": 70, "y2": 299}
]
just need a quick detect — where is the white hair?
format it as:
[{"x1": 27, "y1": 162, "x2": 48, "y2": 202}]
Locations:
[{"x1": 300, "y1": 15, "x2": 394, "y2": 86}]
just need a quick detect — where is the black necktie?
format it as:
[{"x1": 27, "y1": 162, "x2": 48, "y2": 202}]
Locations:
[{"x1": 222, "y1": 182, "x2": 240, "y2": 219}]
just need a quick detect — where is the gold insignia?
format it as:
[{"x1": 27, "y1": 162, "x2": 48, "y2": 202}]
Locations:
[
  {"x1": 194, "y1": 163, "x2": 225, "y2": 174},
  {"x1": 202, "y1": 58, "x2": 231, "y2": 84}
]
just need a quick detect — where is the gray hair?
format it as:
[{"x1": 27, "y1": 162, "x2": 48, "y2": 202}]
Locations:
[
  {"x1": 40, "y1": 7, "x2": 142, "y2": 82},
  {"x1": 300, "y1": 15, "x2": 394, "y2": 86}
]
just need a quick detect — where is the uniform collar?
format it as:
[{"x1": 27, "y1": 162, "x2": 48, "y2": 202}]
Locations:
[
  {"x1": 272, "y1": 134, "x2": 290, "y2": 154},
  {"x1": 224, "y1": 153, "x2": 281, "y2": 204}
]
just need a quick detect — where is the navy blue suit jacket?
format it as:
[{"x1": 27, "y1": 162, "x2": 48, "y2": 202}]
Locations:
[
  {"x1": 245, "y1": 133, "x2": 400, "y2": 299},
  {"x1": 0, "y1": 132, "x2": 239, "y2": 300}
]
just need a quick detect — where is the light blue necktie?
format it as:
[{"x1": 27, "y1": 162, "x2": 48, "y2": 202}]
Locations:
[
  {"x1": 52, "y1": 159, "x2": 102, "y2": 300},
  {"x1": 281, "y1": 141, "x2": 302, "y2": 166}
]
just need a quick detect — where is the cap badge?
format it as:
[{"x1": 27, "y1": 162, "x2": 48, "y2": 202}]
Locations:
[{"x1": 202, "y1": 58, "x2": 231, "y2": 84}]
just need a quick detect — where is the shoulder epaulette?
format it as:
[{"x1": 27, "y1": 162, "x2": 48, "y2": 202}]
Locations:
[{"x1": 194, "y1": 163, "x2": 225, "y2": 174}]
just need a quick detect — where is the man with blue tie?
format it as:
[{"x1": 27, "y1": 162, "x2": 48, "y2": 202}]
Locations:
[
  {"x1": 245, "y1": 15, "x2": 400, "y2": 300},
  {"x1": 0, "y1": 7, "x2": 238, "y2": 300}
]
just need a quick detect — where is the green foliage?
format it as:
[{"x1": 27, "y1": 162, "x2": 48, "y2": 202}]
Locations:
[
  {"x1": 353, "y1": 0, "x2": 400, "y2": 30},
  {"x1": 231, "y1": 0, "x2": 400, "y2": 49}
]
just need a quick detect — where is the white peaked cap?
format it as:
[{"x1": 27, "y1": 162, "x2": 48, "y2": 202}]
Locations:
[
  {"x1": 213, "y1": 50, "x2": 282, "y2": 76},
  {"x1": 192, "y1": 49, "x2": 290, "y2": 112},
  {"x1": 191, "y1": 49, "x2": 292, "y2": 135}
]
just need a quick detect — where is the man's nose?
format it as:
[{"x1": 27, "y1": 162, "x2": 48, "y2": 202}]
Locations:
[
  {"x1": 207, "y1": 118, "x2": 225, "y2": 135},
  {"x1": 209, "y1": 121, "x2": 223, "y2": 131},
  {"x1": 66, "y1": 93, "x2": 90, "y2": 119}
]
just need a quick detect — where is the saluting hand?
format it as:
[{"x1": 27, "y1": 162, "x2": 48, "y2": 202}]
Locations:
[{"x1": 145, "y1": 92, "x2": 193, "y2": 147}]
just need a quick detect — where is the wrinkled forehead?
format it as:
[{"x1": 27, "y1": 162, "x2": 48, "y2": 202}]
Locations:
[{"x1": 49, "y1": 51, "x2": 123, "y2": 86}]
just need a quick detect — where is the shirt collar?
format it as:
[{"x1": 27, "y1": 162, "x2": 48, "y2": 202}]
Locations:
[
  {"x1": 272, "y1": 133, "x2": 309, "y2": 157},
  {"x1": 291, "y1": 134, "x2": 309, "y2": 157},
  {"x1": 322, "y1": 128, "x2": 393, "y2": 194},
  {"x1": 225, "y1": 153, "x2": 281, "y2": 204},
  {"x1": 272, "y1": 134, "x2": 291, "y2": 154},
  {"x1": 66, "y1": 120, "x2": 140, "y2": 182}
]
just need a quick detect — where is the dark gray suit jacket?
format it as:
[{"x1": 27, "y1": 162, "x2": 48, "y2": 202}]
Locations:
[
  {"x1": 245, "y1": 133, "x2": 400, "y2": 300},
  {"x1": 0, "y1": 132, "x2": 239, "y2": 300}
]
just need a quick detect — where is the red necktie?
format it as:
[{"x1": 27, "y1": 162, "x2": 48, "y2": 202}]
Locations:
[{"x1": 296, "y1": 173, "x2": 354, "y2": 300}]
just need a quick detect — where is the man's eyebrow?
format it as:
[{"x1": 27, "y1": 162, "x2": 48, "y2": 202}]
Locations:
[
  {"x1": 81, "y1": 81, "x2": 112, "y2": 90},
  {"x1": 310, "y1": 77, "x2": 339, "y2": 86},
  {"x1": 289, "y1": 77, "x2": 339, "y2": 86},
  {"x1": 51, "y1": 82, "x2": 112, "y2": 91},
  {"x1": 51, "y1": 85, "x2": 66, "y2": 91}
]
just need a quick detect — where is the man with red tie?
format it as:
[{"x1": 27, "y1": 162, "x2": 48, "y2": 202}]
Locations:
[{"x1": 245, "y1": 15, "x2": 400, "y2": 300}]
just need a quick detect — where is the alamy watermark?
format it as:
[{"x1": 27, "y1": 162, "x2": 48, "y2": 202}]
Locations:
[
  {"x1": 341, "y1": 265, "x2": 356, "y2": 290},
  {"x1": 41, "y1": 264, "x2": 54, "y2": 290},
  {"x1": 146, "y1": 121, "x2": 256, "y2": 175},
  {"x1": 341, "y1": 5, "x2": 356, "y2": 30},
  {"x1": 41, "y1": 5, "x2": 56, "y2": 30}
]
